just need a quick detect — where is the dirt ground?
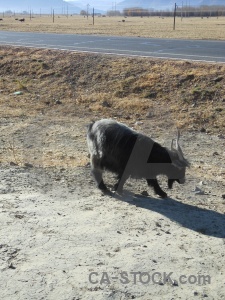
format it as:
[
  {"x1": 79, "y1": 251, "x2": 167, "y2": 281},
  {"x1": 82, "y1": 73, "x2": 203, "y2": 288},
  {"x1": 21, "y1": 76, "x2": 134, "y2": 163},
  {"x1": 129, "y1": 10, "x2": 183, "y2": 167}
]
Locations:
[
  {"x1": 0, "y1": 114, "x2": 225, "y2": 300},
  {"x1": 0, "y1": 47, "x2": 225, "y2": 299}
]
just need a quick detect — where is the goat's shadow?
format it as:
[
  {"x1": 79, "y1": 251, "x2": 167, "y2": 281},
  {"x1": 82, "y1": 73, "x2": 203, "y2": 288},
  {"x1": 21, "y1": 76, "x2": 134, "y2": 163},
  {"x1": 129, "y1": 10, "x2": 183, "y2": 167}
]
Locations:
[{"x1": 107, "y1": 190, "x2": 225, "y2": 238}]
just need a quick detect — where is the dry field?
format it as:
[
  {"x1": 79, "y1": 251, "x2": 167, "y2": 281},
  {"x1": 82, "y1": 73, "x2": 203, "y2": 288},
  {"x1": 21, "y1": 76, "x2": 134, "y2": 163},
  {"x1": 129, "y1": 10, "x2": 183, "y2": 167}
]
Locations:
[{"x1": 0, "y1": 15, "x2": 225, "y2": 40}]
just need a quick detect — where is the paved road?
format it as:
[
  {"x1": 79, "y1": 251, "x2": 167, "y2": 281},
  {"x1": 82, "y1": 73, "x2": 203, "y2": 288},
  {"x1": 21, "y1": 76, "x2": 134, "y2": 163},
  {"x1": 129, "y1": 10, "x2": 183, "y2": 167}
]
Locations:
[{"x1": 0, "y1": 30, "x2": 225, "y2": 63}]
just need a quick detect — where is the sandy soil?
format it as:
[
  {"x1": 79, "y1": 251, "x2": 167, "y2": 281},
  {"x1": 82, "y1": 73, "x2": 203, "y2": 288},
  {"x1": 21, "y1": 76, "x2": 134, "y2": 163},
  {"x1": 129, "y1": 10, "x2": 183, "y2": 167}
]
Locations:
[{"x1": 1, "y1": 113, "x2": 225, "y2": 299}]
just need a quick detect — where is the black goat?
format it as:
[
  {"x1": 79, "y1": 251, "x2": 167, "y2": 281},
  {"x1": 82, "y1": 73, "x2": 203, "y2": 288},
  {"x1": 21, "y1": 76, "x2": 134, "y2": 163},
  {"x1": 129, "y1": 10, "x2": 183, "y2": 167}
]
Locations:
[{"x1": 87, "y1": 119, "x2": 190, "y2": 198}]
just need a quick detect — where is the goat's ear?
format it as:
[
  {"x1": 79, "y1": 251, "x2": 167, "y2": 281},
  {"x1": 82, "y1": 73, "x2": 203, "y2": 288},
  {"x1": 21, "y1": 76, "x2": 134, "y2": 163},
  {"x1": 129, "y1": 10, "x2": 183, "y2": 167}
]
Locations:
[
  {"x1": 172, "y1": 160, "x2": 185, "y2": 169},
  {"x1": 172, "y1": 159, "x2": 190, "y2": 169}
]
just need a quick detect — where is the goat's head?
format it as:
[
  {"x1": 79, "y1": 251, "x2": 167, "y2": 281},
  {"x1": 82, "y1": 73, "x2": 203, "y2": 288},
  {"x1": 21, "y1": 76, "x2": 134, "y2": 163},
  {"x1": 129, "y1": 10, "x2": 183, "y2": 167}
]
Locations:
[{"x1": 168, "y1": 130, "x2": 190, "y2": 189}]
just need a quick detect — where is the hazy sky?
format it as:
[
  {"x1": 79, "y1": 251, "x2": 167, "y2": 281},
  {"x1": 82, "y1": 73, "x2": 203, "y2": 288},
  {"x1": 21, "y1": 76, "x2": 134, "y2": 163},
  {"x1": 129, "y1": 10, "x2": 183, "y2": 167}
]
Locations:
[
  {"x1": 65, "y1": 1, "x2": 114, "y2": 4},
  {"x1": 65, "y1": 1, "x2": 119, "y2": 10}
]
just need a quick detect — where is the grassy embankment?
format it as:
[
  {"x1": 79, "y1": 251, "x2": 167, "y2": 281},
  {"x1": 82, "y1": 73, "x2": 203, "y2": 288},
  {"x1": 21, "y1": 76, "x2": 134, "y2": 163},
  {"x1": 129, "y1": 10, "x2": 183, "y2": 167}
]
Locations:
[{"x1": 0, "y1": 46, "x2": 224, "y2": 131}]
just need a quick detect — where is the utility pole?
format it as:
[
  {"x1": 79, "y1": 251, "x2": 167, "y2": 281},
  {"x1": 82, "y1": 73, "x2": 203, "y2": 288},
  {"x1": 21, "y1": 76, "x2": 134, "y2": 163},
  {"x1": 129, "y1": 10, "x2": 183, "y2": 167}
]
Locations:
[
  {"x1": 53, "y1": 9, "x2": 54, "y2": 23},
  {"x1": 173, "y1": 3, "x2": 178, "y2": 30},
  {"x1": 181, "y1": 1, "x2": 183, "y2": 21},
  {"x1": 93, "y1": 7, "x2": 94, "y2": 25},
  {"x1": 185, "y1": 0, "x2": 187, "y2": 17},
  {"x1": 87, "y1": 4, "x2": 90, "y2": 19},
  {"x1": 188, "y1": 0, "x2": 190, "y2": 17}
]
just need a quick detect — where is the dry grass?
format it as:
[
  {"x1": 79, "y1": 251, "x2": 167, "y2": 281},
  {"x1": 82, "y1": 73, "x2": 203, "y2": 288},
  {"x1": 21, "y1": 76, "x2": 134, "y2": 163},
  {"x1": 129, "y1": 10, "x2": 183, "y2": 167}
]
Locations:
[
  {"x1": 0, "y1": 46, "x2": 224, "y2": 130},
  {"x1": 0, "y1": 46, "x2": 224, "y2": 167},
  {"x1": 1, "y1": 15, "x2": 225, "y2": 40}
]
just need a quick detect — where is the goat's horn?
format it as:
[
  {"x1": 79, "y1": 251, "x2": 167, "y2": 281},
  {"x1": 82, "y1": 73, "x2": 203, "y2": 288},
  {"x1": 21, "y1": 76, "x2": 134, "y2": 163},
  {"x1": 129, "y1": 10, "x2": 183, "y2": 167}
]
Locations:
[
  {"x1": 177, "y1": 129, "x2": 180, "y2": 142},
  {"x1": 171, "y1": 130, "x2": 181, "y2": 152},
  {"x1": 175, "y1": 130, "x2": 185, "y2": 160},
  {"x1": 171, "y1": 138, "x2": 176, "y2": 151}
]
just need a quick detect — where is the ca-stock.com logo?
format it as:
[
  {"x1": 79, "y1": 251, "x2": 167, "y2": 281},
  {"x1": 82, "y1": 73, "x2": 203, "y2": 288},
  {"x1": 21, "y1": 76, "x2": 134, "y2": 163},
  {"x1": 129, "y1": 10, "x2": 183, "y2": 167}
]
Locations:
[{"x1": 89, "y1": 271, "x2": 211, "y2": 286}]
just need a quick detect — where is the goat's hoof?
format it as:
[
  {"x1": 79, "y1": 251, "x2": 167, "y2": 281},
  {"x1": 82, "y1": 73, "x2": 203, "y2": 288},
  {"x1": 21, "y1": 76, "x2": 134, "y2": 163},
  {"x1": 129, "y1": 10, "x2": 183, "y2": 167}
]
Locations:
[
  {"x1": 116, "y1": 190, "x2": 123, "y2": 195},
  {"x1": 112, "y1": 184, "x2": 123, "y2": 193},
  {"x1": 160, "y1": 193, "x2": 168, "y2": 198},
  {"x1": 98, "y1": 182, "x2": 107, "y2": 191},
  {"x1": 113, "y1": 187, "x2": 123, "y2": 195},
  {"x1": 101, "y1": 189, "x2": 112, "y2": 196},
  {"x1": 112, "y1": 189, "x2": 123, "y2": 195}
]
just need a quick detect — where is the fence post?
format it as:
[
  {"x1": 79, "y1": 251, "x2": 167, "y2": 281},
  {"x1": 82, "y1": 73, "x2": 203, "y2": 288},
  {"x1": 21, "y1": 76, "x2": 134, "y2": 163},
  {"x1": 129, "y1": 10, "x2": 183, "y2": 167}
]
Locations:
[{"x1": 173, "y1": 3, "x2": 177, "y2": 30}]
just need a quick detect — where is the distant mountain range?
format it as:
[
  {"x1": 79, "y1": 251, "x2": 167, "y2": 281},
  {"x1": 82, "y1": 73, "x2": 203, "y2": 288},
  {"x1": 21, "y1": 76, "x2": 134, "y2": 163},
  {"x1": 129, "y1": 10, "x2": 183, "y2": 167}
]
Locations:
[
  {"x1": 67, "y1": 0, "x2": 225, "y2": 11},
  {"x1": 1, "y1": 0, "x2": 224, "y2": 13},
  {"x1": 117, "y1": 0, "x2": 173, "y2": 10},
  {"x1": 0, "y1": 0, "x2": 81, "y2": 14},
  {"x1": 117, "y1": 0, "x2": 225, "y2": 11}
]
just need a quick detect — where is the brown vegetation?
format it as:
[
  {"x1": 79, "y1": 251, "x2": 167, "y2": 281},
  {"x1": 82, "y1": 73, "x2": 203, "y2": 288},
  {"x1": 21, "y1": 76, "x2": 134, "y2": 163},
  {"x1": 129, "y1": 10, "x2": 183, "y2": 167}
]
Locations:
[
  {"x1": 123, "y1": 6, "x2": 225, "y2": 18},
  {"x1": 0, "y1": 15, "x2": 225, "y2": 40},
  {"x1": 0, "y1": 46, "x2": 224, "y2": 132}
]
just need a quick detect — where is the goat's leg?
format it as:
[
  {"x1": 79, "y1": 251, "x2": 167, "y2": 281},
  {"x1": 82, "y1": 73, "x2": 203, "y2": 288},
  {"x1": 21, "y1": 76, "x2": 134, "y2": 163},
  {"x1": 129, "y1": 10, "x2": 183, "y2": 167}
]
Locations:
[
  {"x1": 168, "y1": 179, "x2": 176, "y2": 189},
  {"x1": 113, "y1": 174, "x2": 128, "y2": 193},
  {"x1": 91, "y1": 167, "x2": 107, "y2": 191},
  {"x1": 147, "y1": 178, "x2": 167, "y2": 198},
  {"x1": 90, "y1": 155, "x2": 107, "y2": 191}
]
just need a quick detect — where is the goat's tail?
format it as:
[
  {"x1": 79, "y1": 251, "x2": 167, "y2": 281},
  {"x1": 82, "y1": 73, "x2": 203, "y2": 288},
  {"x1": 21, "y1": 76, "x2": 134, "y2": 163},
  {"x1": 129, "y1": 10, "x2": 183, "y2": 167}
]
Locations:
[{"x1": 86, "y1": 120, "x2": 95, "y2": 133}]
